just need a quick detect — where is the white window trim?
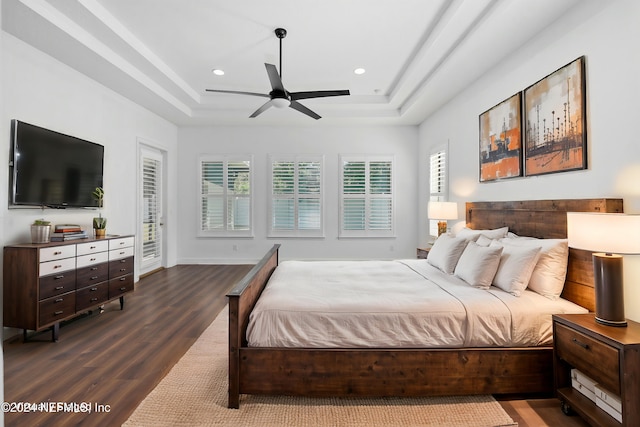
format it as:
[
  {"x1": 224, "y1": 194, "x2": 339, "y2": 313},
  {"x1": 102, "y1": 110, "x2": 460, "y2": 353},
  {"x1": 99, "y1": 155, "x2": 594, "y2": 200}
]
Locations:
[
  {"x1": 268, "y1": 154, "x2": 325, "y2": 238},
  {"x1": 339, "y1": 154, "x2": 395, "y2": 238},
  {"x1": 198, "y1": 154, "x2": 253, "y2": 238}
]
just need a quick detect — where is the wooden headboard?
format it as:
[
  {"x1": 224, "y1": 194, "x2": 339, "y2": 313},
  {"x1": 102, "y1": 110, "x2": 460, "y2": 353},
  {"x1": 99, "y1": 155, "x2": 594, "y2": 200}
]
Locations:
[{"x1": 466, "y1": 198, "x2": 623, "y2": 311}]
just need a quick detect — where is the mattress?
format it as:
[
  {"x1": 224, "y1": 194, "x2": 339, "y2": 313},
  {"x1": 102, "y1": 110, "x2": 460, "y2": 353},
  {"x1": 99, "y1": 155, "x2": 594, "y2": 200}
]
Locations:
[{"x1": 246, "y1": 259, "x2": 588, "y2": 348}]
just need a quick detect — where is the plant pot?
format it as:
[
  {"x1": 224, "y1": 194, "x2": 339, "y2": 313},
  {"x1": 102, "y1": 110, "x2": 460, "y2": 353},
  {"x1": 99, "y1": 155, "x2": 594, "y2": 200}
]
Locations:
[
  {"x1": 31, "y1": 225, "x2": 51, "y2": 244},
  {"x1": 94, "y1": 228, "x2": 106, "y2": 238}
]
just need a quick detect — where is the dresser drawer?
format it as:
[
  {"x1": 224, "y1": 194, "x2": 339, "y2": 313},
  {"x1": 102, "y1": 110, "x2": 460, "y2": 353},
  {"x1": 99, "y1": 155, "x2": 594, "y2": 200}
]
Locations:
[
  {"x1": 39, "y1": 271, "x2": 77, "y2": 300},
  {"x1": 39, "y1": 245, "x2": 76, "y2": 262},
  {"x1": 109, "y1": 246, "x2": 134, "y2": 261},
  {"x1": 76, "y1": 283, "x2": 109, "y2": 311},
  {"x1": 39, "y1": 292, "x2": 76, "y2": 327},
  {"x1": 109, "y1": 236, "x2": 134, "y2": 250},
  {"x1": 76, "y1": 240, "x2": 109, "y2": 256},
  {"x1": 109, "y1": 256, "x2": 134, "y2": 278},
  {"x1": 108, "y1": 274, "x2": 134, "y2": 298},
  {"x1": 77, "y1": 251, "x2": 109, "y2": 268},
  {"x1": 39, "y1": 257, "x2": 76, "y2": 277},
  {"x1": 555, "y1": 323, "x2": 620, "y2": 394},
  {"x1": 76, "y1": 262, "x2": 109, "y2": 288}
]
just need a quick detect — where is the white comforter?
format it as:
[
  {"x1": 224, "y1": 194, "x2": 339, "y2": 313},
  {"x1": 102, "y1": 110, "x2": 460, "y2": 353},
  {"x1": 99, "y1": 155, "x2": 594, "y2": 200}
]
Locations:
[{"x1": 246, "y1": 259, "x2": 587, "y2": 348}]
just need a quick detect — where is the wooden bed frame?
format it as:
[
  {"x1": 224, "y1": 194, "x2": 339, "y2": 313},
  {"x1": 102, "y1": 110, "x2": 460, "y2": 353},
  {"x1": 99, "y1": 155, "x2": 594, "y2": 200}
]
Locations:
[{"x1": 226, "y1": 198, "x2": 623, "y2": 408}]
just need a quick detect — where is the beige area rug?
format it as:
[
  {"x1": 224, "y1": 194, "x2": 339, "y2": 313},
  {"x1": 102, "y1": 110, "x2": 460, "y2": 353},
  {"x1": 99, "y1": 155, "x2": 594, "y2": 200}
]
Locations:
[{"x1": 124, "y1": 306, "x2": 517, "y2": 427}]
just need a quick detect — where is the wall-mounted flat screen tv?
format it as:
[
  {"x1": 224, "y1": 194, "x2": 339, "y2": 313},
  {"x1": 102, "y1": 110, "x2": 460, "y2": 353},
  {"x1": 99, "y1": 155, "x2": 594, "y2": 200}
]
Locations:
[{"x1": 9, "y1": 120, "x2": 104, "y2": 208}]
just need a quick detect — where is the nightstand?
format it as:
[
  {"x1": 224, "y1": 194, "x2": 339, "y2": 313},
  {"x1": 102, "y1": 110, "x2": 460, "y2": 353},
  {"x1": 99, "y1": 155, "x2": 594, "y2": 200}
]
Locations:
[
  {"x1": 553, "y1": 313, "x2": 640, "y2": 426},
  {"x1": 416, "y1": 247, "x2": 431, "y2": 259}
]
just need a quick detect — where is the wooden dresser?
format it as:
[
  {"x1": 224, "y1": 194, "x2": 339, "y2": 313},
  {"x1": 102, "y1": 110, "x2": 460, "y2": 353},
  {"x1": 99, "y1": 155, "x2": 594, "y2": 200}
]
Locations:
[
  {"x1": 553, "y1": 313, "x2": 640, "y2": 426},
  {"x1": 3, "y1": 235, "x2": 135, "y2": 341}
]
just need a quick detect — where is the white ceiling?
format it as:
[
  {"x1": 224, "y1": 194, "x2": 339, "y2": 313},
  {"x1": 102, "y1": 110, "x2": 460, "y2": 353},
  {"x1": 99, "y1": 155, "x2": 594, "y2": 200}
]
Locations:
[{"x1": 2, "y1": 0, "x2": 581, "y2": 126}]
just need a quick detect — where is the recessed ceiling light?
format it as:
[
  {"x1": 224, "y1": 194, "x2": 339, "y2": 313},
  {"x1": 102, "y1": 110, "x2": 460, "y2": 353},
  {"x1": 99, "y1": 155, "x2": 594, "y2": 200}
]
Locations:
[
  {"x1": 212, "y1": 69, "x2": 225, "y2": 76},
  {"x1": 354, "y1": 68, "x2": 366, "y2": 75}
]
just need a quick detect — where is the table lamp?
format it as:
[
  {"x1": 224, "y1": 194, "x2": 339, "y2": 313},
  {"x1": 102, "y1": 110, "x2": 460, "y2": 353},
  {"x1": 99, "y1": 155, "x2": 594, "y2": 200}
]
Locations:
[
  {"x1": 428, "y1": 201, "x2": 458, "y2": 236},
  {"x1": 567, "y1": 212, "x2": 640, "y2": 327}
]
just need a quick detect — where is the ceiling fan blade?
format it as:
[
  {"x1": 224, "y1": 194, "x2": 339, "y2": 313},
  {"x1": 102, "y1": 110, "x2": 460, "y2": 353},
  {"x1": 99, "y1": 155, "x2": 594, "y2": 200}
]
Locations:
[
  {"x1": 289, "y1": 101, "x2": 321, "y2": 120},
  {"x1": 290, "y1": 90, "x2": 350, "y2": 101},
  {"x1": 206, "y1": 89, "x2": 270, "y2": 98},
  {"x1": 249, "y1": 100, "x2": 273, "y2": 118},
  {"x1": 265, "y1": 63, "x2": 286, "y2": 92}
]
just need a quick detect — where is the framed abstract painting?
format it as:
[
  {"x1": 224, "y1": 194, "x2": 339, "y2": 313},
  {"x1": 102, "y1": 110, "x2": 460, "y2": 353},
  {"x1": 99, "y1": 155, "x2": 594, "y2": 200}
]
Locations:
[
  {"x1": 479, "y1": 92, "x2": 522, "y2": 182},
  {"x1": 523, "y1": 56, "x2": 587, "y2": 176}
]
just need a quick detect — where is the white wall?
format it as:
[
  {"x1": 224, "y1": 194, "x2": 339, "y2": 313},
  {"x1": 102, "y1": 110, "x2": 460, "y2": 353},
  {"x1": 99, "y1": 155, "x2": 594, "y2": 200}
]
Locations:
[
  {"x1": 178, "y1": 125, "x2": 418, "y2": 263},
  {"x1": 418, "y1": 0, "x2": 640, "y2": 321},
  {"x1": 1, "y1": 33, "x2": 180, "y2": 331}
]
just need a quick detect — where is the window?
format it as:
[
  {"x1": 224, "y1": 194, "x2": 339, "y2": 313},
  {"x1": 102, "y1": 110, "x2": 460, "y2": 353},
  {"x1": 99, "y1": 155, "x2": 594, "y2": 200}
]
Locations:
[
  {"x1": 199, "y1": 156, "x2": 252, "y2": 237},
  {"x1": 269, "y1": 155, "x2": 323, "y2": 237},
  {"x1": 429, "y1": 144, "x2": 448, "y2": 236},
  {"x1": 340, "y1": 155, "x2": 394, "y2": 237}
]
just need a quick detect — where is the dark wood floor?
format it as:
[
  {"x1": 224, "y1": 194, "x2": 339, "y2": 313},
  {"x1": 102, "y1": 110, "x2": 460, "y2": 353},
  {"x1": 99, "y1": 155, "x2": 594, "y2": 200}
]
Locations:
[{"x1": 3, "y1": 264, "x2": 588, "y2": 427}]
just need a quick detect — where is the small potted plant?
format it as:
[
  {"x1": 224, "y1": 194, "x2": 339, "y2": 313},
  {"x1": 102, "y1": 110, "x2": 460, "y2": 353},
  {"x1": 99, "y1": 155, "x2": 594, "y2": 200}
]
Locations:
[
  {"x1": 31, "y1": 219, "x2": 51, "y2": 243},
  {"x1": 92, "y1": 187, "x2": 107, "y2": 237}
]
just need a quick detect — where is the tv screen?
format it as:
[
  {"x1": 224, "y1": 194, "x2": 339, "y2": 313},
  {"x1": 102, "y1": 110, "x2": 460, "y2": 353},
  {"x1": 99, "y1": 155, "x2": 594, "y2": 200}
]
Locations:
[{"x1": 9, "y1": 120, "x2": 104, "y2": 208}]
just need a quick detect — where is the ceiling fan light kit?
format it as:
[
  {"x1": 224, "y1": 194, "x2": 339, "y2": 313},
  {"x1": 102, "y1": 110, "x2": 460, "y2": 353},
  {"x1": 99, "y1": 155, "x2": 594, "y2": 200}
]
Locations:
[{"x1": 206, "y1": 28, "x2": 350, "y2": 120}]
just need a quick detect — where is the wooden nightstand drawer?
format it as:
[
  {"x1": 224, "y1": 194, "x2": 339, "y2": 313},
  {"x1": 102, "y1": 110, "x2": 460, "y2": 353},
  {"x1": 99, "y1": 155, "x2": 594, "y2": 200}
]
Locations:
[{"x1": 555, "y1": 323, "x2": 620, "y2": 395}]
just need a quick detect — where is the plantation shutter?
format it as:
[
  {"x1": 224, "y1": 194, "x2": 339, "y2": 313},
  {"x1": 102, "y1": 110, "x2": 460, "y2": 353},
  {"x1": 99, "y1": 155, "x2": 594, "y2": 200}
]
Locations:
[
  {"x1": 340, "y1": 156, "x2": 394, "y2": 237},
  {"x1": 269, "y1": 156, "x2": 323, "y2": 237},
  {"x1": 142, "y1": 157, "x2": 161, "y2": 261},
  {"x1": 200, "y1": 156, "x2": 252, "y2": 236},
  {"x1": 429, "y1": 145, "x2": 448, "y2": 236}
]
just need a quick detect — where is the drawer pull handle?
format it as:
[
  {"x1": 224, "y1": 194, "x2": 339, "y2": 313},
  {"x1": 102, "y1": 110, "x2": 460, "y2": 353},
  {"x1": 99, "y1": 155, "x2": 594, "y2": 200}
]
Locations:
[
  {"x1": 90, "y1": 287, "x2": 98, "y2": 291},
  {"x1": 54, "y1": 275, "x2": 65, "y2": 280},
  {"x1": 90, "y1": 298, "x2": 98, "y2": 302},
  {"x1": 120, "y1": 259, "x2": 127, "y2": 263},
  {"x1": 119, "y1": 242, "x2": 125, "y2": 246},
  {"x1": 90, "y1": 257, "x2": 96, "y2": 261},
  {"x1": 119, "y1": 287, "x2": 126, "y2": 291},
  {"x1": 53, "y1": 251, "x2": 62, "y2": 255},
  {"x1": 54, "y1": 264, "x2": 62, "y2": 269},
  {"x1": 90, "y1": 246, "x2": 96, "y2": 249},
  {"x1": 90, "y1": 276, "x2": 99, "y2": 280},
  {"x1": 55, "y1": 298, "x2": 64, "y2": 303},
  {"x1": 91, "y1": 267, "x2": 98, "y2": 271},
  {"x1": 572, "y1": 338, "x2": 589, "y2": 350},
  {"x1": 54, "y1": 310, "x2": 63, "y2": 315},
  {"x1": 55, "y1": 286, "x2": 64, "y2": 290},
  {"x1": 120, "y1": 268, "x2": 127, "y2": 272},
  {"x1": 119, "y1": 277, "x2": 126, "y2": 281}
]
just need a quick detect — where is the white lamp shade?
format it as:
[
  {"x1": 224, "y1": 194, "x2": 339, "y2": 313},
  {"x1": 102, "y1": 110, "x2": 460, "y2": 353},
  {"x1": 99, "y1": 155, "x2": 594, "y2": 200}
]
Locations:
[
  {"x1": 567, "y1": 212, "x2": 640, "y2": 254},
  {"x1": 428, "y1": 202, "x2": 458, "y2": 220}
]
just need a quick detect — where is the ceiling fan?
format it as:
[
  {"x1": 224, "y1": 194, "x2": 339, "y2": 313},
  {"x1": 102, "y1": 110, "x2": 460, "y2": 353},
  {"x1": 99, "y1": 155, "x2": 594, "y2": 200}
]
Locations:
[{"x1": 206, "y1": 28, "x2": 350, "y2": 120}]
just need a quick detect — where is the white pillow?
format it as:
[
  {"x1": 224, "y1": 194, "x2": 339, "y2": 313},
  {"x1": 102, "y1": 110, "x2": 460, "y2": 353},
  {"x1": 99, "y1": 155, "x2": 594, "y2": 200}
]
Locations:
[
  {"x1": 456, "y1": 226, "x2": 509, "y2": 241},
  {"x1": 499, "y1": 238, "x2": 568, "y2": 299},
  {"x1": 475, "y1": 235, "x2": 493, "y2": 247},
  {"x1": 454, "y1": 241, "x2": 503, "y2": 289},
  {"x1": 427, "y1": 235, "x2": 468, "y2": 274},
  {"x1": 490, "y1": 240, "x2": 542, "y2": 296}
]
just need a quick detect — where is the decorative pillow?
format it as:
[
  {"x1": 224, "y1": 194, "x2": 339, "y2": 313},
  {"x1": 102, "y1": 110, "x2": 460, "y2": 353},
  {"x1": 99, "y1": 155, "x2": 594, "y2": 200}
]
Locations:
[
  {"x1": 454, "y1": 241, "x2": 503, "y2": 289},
  {"x1": 456, "y1": 226, "x2": 509, "y2": 241},
  {"x1": 489, "y1": 240, "x2": 541, "y2": 296},
  {"x1": 475, "y1": 235, "x2": 493, "y2": 247},
  {"x1": 500, "y1": 238, "x2": 569, "y2": 299},
  {"x1": 427, "y1": 235, "x2": 469, "y2": 274}
]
